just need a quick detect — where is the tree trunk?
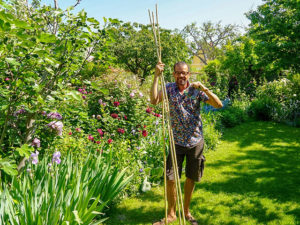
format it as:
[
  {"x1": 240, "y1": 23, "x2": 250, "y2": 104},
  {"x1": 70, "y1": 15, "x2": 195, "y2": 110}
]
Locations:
[{"x1": 17, "y1": 114, "x2": 36, "y2": 171}]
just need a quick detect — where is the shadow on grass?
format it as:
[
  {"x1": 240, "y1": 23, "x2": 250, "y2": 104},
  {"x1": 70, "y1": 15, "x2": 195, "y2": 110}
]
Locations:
[
  {"x1": 105, "y1": 190, "x2": 165, "y2": 225},
  {"x1": 196, "y1": 121, "x2": 300, "y2": 224}
]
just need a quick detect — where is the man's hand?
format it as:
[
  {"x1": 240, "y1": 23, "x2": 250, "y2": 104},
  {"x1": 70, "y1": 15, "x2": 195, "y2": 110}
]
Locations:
[
  {"x1": 191, "y1": 81, "x2": 208, "y2": 92},
  {"x1": 155, "y1": 62, "x2": 165, "y2": 77}
]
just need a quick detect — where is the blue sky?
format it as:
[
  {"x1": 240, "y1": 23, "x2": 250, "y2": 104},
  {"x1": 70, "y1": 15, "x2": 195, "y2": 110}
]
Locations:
[{"x1": 38, "y1": 0, "x2": 264, "y2": 30}]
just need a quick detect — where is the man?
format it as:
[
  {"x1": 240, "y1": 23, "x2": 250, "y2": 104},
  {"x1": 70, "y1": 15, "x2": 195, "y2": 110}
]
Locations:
[{"x1": 150, "y1": 61, "x2": 223, "y2": 225}]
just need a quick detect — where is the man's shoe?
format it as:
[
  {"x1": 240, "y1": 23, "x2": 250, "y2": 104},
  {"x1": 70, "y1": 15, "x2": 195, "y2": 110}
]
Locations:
[{"x1": 185, "y1": 214, "x2": 198, "y2": 225}]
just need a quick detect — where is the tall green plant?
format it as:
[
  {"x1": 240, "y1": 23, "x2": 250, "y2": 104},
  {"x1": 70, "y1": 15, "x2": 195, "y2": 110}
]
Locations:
[{"x1": 0, "y1": 153, "x2": 132, "y2": 224}]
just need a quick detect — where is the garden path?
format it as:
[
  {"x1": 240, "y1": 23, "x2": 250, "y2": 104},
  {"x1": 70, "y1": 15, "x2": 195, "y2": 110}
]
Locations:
[{"x1": 105, "y1": 121, "x2": 300, "y2": 225}]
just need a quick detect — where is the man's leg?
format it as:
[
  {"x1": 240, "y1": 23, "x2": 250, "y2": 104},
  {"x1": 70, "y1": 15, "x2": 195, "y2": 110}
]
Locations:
[
  {"x1": 183, "y1": 177, "x2": 195, "y2": 216},
  {"x1": 167, "y1": 180, "x2": 177, "y2": 219}
]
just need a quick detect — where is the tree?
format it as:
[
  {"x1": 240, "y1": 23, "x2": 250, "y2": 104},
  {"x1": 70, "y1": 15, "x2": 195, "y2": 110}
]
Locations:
[
  {"x1": 182, "y1": 21, "x2": 239, "y2": 65},
  {"x1": 107, "y1": 20, "x2": 191, "y2": 84},
  {"x1": 0, "y1": 0, "x2": 108, "y2": 173},
  {"x1": 247, "y1": 0, "x2": 300, "y2": 73}
]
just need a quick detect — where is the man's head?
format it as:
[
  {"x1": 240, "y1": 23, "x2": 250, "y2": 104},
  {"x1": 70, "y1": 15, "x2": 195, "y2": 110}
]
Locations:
[{"x1": 173, "y1": 61, "x2": 190, "y2": 87}]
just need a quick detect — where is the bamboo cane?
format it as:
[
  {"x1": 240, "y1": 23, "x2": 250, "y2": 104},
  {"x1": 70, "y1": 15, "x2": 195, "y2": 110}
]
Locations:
[
  {"x1": 148, "y1": 11, "x2": 168, "y2": 225},
  {"x1": 149, "y1": 5, "x2": 186, "y2": 225},
  {"x1": 155, "y1": 6, "x2": 186, "y2": 224}
]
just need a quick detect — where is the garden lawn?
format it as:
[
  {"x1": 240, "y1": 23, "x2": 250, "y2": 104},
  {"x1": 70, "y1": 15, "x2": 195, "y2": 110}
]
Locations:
[{"x1": 105, "y1": 121, "x2": 300, "y2": 225}]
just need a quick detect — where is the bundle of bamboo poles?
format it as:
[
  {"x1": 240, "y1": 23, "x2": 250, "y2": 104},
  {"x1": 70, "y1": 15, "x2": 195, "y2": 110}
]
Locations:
[{"x1": 148, "y1": 5, "x2": 186, "y2": 225}]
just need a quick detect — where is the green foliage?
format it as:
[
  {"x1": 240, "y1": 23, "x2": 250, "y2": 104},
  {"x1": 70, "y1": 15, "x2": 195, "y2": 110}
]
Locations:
[
  {"x1": 201, "y1": 112, "x2": 222, "y2": 151},
  {"x1": 218, "y1": 98, "x2": 250, "y2": 128},
  {"x1": 249, "y1": 78, "x2": 300, "y2": 124},
  {"x1": 0, "y1": 0, "x2": 110, "y2": 172},
  {"x1": 247, "y1": 0, "x2": 300, "y2": 73},
  {"x1": 0, "y1": 153, "x2": 132, "y2": 224},
  {"x1": 107, "y1": 20, "x2": 191, "y2": 83}
]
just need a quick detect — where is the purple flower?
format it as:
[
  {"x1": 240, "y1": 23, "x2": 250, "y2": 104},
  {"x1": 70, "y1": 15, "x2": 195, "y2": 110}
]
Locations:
[
  {"x1": 30, "y1": 151, "x2": 39, "y2": 165},
  {"x1": 129, "y1": 92, "x2": 135, "y2": 98},
  {"x1": 139, "y1": 92, "x2": 143, "y2": 97},
  {"x1": 52, "y1": 151, "x2": 61, "y2": 164},
  {"x1": 53, "y1": 151, "x2": 61, "y2": 158},
  {"x1": 47, "y1": 112, "x2": 62, "y2": 120},
  {"x1": 98, "y1": 99, "x2": 103, "y2": 104},
  {"x1": 14, "y1": 108, "x2": 26, "y2": 116},
  {"x1": 139, "y1": 168, "x2": 143, "y2": 173},
  {"x1": 47, "y1": 121, "x2": 63, "y2": 136},
  {"x1": 32, "y1": 138, "x2": 41, "y2": 148}
]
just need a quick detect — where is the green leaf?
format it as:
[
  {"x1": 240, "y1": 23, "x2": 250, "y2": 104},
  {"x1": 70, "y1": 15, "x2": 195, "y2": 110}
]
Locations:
[
  {"x1": 15, "y1": 144, "x2": 34, "y2": 158},
  {"x1": 73, "y1": 210, "x2": 83, "y2": 224},
  {"x1": 37, "y1": 33, "x2": 56, "y2": 43},
  {"x1": 65, "y1": 91, "x2": 81, "y2": 101},
  {"x1": 14, "y1": 19, "x2": 32, "y2": 29},
  {"x1": 5, "y1": 58, "x2": 20, "y2": 66},
  {"x1": 0, "y1": 158, "x2": 18, "y2": 176}
]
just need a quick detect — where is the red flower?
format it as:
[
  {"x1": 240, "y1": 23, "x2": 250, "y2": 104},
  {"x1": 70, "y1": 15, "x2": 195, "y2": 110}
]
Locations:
[
  {"x1": 108, "y1": 139, "x2": 113, "y2": 144},
  {"x1": 111, "y1": 113, "x2": 118, "y2": 119},
  {"x1": 117, "y1": 128, "x2": 125, "y2": 134},
  {"x1": 143, "y1": 125, "x2": 147, "y2": 128},
  {"x1": 114, "y1": 101, "x2": 120, "y2": 107},
  {"x1": 124, "y1": 115, "x2": 127, "y2": 120},
  {"x1": 96, "y1": 141, "x2": 101, "y2": 144},
  {"x1": 146, "y1": 107, "x2": 152, "y2": 113},
  {"x1": 142, "y1": 130, "x2": 148, "y2": 137},
  {"x1": 97, "y1": 128, "x2": 104, "y2": 136},
  {"x1": 68, "y1": 132, "x2": 72, "y2": 135}
]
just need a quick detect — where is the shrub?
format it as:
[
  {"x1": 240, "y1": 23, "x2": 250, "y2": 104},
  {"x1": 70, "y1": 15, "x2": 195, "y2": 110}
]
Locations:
[
  {"x1": 202, "y1": 112, "x2": 222, "y2": 151},
  {"x1": 249, "y1": 77, "x2": 299, "y2": 123}
]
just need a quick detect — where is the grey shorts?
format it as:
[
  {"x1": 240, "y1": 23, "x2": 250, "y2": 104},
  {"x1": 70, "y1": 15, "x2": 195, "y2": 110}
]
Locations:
[{"x1": 166, "y1": 140, "x2": 205, "y2": 182}]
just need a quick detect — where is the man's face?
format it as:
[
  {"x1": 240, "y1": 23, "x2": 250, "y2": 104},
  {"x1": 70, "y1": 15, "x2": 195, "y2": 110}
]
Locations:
[{"x1": 173, "y1": 64, "x2": 190, "y2": 87}]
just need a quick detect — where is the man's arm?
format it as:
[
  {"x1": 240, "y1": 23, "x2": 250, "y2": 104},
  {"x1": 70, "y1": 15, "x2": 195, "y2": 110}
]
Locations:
[
  {"x1": 150, "y1": 62, "x2": 164, "y2": 105},
  {"x1": 191, "y1": 82, "x2": 223, "y2": 108}
]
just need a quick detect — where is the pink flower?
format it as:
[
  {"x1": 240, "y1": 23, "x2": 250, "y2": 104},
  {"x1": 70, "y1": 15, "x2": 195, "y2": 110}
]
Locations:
[
  {"x1": 96, "y1": 141, "x2": 101, "y2": 144},
  {"x1": 88, "y1": 135, "x2": 94, "y2": 141},
  {"x1": 114, "y1": 101, "x2": 120, "y2": 107},
  {"x1": 78, "y1": 88, "x2": 82, "y2": 92},
  {"x1": 82, "y1": 95, "x2": 86, "y2": 99},
  {"x1": 5, "y1": 78, "x2": 10, "y2": 81},
  {"x1": 32, "y1": 138, "x2": 41, "y2": 148},
  {"x1": 129, "y1": 92, "x2": 135, "y2": 98},
  {"x1": 124, "y1": 115, "x2": 127, "y2": 120},
  {"x1": 111, "y1": 113, "x2": 118, "y2": 119},
  {"x1": 108, "y1": 139, "x2": 113, "y2": 144},
  {"x1": 68, "y1": 132, "x2": 72, "y2": 135},
  {"x1": 97, "y1": 128, "x2": 104, "y2": 136},
  {"x1": 75, "y1": 128, "x2": 81, "y2": 132}
]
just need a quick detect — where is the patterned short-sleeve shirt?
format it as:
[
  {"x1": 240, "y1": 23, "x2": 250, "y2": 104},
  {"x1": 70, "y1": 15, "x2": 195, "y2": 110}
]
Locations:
[{"x1": 166, "y1": 82, "x2": 209, "y2": 147}]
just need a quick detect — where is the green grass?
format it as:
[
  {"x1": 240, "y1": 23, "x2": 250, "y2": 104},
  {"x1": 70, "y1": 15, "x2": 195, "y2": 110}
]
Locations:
[{"x1": 105, "y1": 121, "x2": 300, "y2": 225}]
